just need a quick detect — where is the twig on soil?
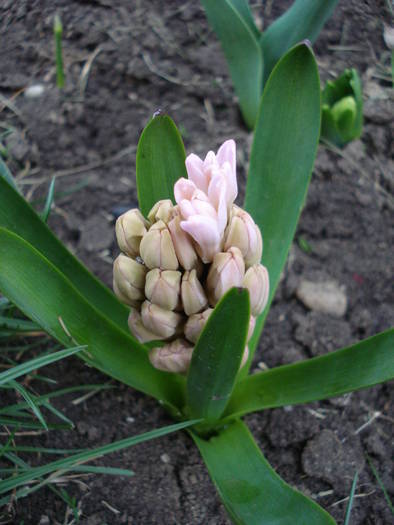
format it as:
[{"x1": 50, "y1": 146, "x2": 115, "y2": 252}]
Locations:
[
  {"x1": 330, "y1": 490, "x2": 376, "y2": 508},
  {"x1": 0, "y1": 93, "x2": 24, "y2": 121},
  {"x1": 354, "y1": 411, "x2": 381, "y2": 435},
  {"x1": 72, "y1": 382, "x2": 113, "y2": 406},
  {"x1": 79, "y1": 47, "x2": 102, "y2": 97},
  {"x1": 101, "y1": 500, "x2": 120, "y2": 514},
  {"x1": 142, "y1": 51, "x2": 191, "y2": 86}
]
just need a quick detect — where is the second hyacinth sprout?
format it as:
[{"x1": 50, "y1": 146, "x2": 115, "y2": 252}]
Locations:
[{"x1": 113, "y1": 140, "x2": 269, "y2": 373}]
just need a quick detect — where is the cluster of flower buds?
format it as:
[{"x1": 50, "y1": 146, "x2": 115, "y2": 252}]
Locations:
[{"x1": 113, "y1": 140, "x2": 269, "y2": 374}]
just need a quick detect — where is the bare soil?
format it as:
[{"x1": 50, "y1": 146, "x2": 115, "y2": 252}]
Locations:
[{"x1": 0, "y1": 1, "x2": 393, "y2": 524}]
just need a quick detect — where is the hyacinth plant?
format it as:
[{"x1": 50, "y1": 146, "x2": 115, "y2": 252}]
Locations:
[
  {"x1": 320, "y1": 68, "x2": 363, "y2": 147},
  {"x1": 201, "y1": 0, "x2": 339, "y2": 128},
  {"x1": 0, "y1": 44, "x2": 393, "y2": 524}
]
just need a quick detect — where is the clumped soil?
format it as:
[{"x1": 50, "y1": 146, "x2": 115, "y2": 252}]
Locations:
[{"x1": 1, "y1": 1, "x2": 393, "y2": 524}]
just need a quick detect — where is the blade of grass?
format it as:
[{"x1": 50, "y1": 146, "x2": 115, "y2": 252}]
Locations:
[
  {"x1": 0, "y1": 419, "x2": 200, "y2": 495},
  {"x1": 0, "y1": 346, "x2": 84, "y2": 386},
  {"x1": 366, "y1": 455, "x2": 394, "y2": 514},
  {"x1": 344, "y1": 470, "x2": 358, "y2": 525},
  {"x1": 6, "y1": 380, "x2": 48, "y2": 430},
  {"x1": 41, "y1": 177, "x2": 56, "y2": 222}
]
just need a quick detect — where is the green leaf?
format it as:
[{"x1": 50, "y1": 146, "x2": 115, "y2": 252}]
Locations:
[
  {"x1": 261, "y1": 0, "x2": 339, "y2": 84},
  {"x1": 201, "y1": 0, "x2": 263, "y2": 128},
  {"x1": 0, "y1": 419, "x2": 200, "y2": 496},
  {"x1": 225, "y1": 329, "x2": 394, "y2": 418},
  {"x1": 244, "y1": 43, "x2": 321, "y2": 369},
  {"x1": 136, "y1": 114, "x2": 187, "y2": 217},
  {"x1": 186, "y1": 288, "x2": 250, "y2": 421},
  {"x1": 321, "y1": 69, "x2": 363, "y2": 146},
  {"x1": 0, "y1": 157, "x2": 18, "y2": 191},
  {"x1": 0, "y1": 315, "x2": 42, "y2": 333},
  {"x1": 0, "y1": 228, "x2": 184, "y2": 408},
  {"x1": 0, "y1": 347, "x2": 83, "y2": 386},
  {"x1": 225, "y1": 0, "x2": 260, "y2": 39},
  {"x1": 41, "y1": 177, "x2": 56, "y2": 222},
  {"x1": 5, "y1": 380, "x2": 48, "y2": 430},
  {"x1": 192, "y1": 419, "x2": 336, "y2": 525},
  {"x1": 0, "y1": 176, "x2": 130, "y2": 334}
]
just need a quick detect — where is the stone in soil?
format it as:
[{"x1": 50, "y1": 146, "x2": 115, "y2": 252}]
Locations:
[{"x1": 296, "y1": 279, "x2": 347, "y2": 317}]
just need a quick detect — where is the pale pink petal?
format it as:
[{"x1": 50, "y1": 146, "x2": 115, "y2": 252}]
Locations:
[
  {"x1": 222, "y1": 161, "x2": 238, "y2": 205},
  {"x1": 203, "y1": 150, "x2": 217, "y2": 168},
  {"x1": 185, "y1": 154, "x2": 208, "y2": 193},
  {"x1": 207, "y1": 173, "x2": 228, "y2": 234},
  {"x1": 217, "y1": 139, "x2": 236, "y2": 174},
  {"x1": 181, "y1": 215, "x2": 221, "y2": 263},
  {"x1": 179, "y1": 199, "x2": 196, "y2": 220},
  {"x1": 174, "y1": 178, "x2": 196, "y2": 204}
]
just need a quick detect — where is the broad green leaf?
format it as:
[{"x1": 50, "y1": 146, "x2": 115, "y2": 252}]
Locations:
[
  {"x1": 192, "y1": 420, "x2": 336, "y2": 525},
  {"x1": 225, "y1": 329, "x2": 394, "y2": 418},
  {"x1": 0, "y1": 228, "x2": 184, "y2": 408},
  {"x1": 201, "y1": 0, "x2": 263, "y2": 128},
  {"x1": 226, "y1": 0, "x2": 260, "y2": 39},
  {"x1": 243, "y1": 43, "x2": 321, "y2": 370},
  {"x1": 187, "y1": 288, "x2": 250, "y2": 421},
  {"x1": 136, "y1": 114, "x2": 187, "y2": 217},
  {"x1": 261, "y1": 0, "x2": 339, "y2": 84},
  {"x1": 0, "y1": 176, "x2": 129, "y2": 334},
  {"x1": 0, "y1": 157, "x2": 18, "y2": 191},
  {"x1": 0, "y1": 419, "x2": 199, "y2": 496}
]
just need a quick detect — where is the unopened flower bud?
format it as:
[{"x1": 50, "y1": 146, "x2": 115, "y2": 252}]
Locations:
[
  {"x1": 243, "y1": 264, "x2": 269, "y2": 316},
  {"x1": 224, "y1": 206, "x2": 262, "y2": 267},
  {"x1": 140, "y1": 220, "x2": 179, "y2": 270},
  {"x1": 141, "y1": 300, "x2": 183, "y2": 339},
  {"x1": 149, "y1": 339, "x2": 194, "y2": 374},
  {"x1": 128, "y1": 308, "x2": 161, "y2": 343},
  {"x1": 184, "y1": 308, "x2": 213, "y2": 343},
  {"x1": 247, "y1": 316, "x2": 256, "y2": 342},
  {"x1": 181, "y1": 270, "x2": 208, "y2": 316},
  {"x1": 145, "y1": 268, "x2": 181, "y2": 311},
  {"x1": 206, "y1": 246, "x2": 245, "y2": 305},
  {"x1": 168, "y1": 214, "x2": 199, "y2": 270},
  {"x1": 113, "y1": 254, "x2": 146, "y2": 305},
  {"x1": 241, "y1": 345, "x2": 249, "y2": 368},
  {"x1": 148, "y1": 199, "x2": 174, "y2": 224},
  {"x1": 116, "y1": 209, "x2": 149, "y2": 257}
]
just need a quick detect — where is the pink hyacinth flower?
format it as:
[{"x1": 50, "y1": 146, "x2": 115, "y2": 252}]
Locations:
[{"x1": 185, "y1": 139, "x2": 237, "y2": 211}]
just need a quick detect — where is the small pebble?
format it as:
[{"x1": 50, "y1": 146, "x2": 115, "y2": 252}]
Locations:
[
  {"x1": 25, "y1": 84, "x2": 45, "y2": 98},
  {"x1": 296, "y1": 279, "x2": 347, "y2": 317},
  {"x1": 160, "y1": 453, "x2": 171, "y2": 464}
]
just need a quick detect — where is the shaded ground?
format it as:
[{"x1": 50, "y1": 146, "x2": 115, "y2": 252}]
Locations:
[{"x1": 0, "y1": 0, "x2": 393, "y2": 523}]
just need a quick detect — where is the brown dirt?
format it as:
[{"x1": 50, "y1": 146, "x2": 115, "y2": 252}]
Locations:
[{"x1": 0, "y1": 1, "x2": 393, "y2": 524}]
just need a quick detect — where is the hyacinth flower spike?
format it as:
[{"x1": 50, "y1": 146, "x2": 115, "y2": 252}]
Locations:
[{"x1": 114, "y1": 139, "x2": 269, "y2": 373}]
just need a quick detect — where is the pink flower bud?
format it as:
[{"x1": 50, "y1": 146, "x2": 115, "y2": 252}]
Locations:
[
  {"x1": 113, "y1": 254, "x2": 147, "y2": 306},
  {"x1": 141, "y1": 300, "x2": 183, "y2": 339},
  {"x1": 139, "y1": 220, "x2": 179, "y2": 270},
  {"x1": 115, "y1": 209, "x2": 149, "y2": 258},
  {"x1": 243, "y1": 264, "x2": 269, "y2": 316},
  {"x1": 224, "y1": 205, "x2": 263, "y2": 267},
  {"x1": 206, "y1": 246, "x2": 245, "y2": 305},
  {"x1": 184, "y1": 308, "x2": 213, "y2": 343},
  {"x1": 147, "y1": 199, "x2": 174, "y2": 224},
  {"x1": 145, "y1": 268, "x2": 181, "y2": 311},
  {"x1": 185, "y1": 139, "x2": 237, "y2": 210},
  {"x1": 168, "y1": 214, "x2": 199, "y2": 270},
  {"x1": 149, "y1": 339, "x2": 194, "y2": 374},
  {"x1": 128, "y1": 308, "x2": 161, "y2": 343},
  {"x1": 181, "y1": 270, "x2": 208, "y2": 316}
]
